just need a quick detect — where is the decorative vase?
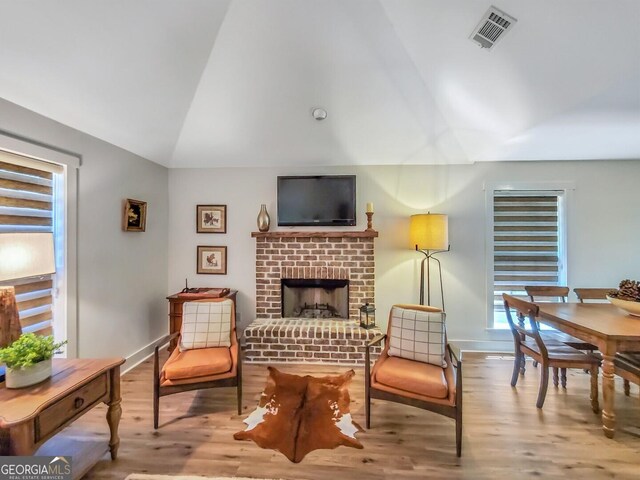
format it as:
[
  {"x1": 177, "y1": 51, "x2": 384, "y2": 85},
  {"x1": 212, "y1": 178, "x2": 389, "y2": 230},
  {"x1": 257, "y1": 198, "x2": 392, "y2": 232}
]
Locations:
[
  {"x1": 257, "y1": 204, "x2": 270, "y2": 232},
  {"x1": 5, "y1": 358, "x2": 52, "y2": 389}
]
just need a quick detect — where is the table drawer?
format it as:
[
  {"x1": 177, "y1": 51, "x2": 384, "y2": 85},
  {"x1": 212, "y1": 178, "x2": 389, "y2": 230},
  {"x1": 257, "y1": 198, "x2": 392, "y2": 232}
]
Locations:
[{"x1": 37, "y1": 373, "x2": 108, "y2": 441}]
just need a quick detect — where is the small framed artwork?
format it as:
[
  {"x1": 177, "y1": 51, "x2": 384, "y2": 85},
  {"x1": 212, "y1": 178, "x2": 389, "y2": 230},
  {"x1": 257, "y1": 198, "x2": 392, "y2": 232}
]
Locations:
[
  {"x1": 197, "y1": 245, "x2": 227, "y2": 275},
  {"x1": 197, "y1": 204, "x2": 227, "y2": 233},
  {"x1": 123, "y1": 199, "x2": 147, "y2": 232}
]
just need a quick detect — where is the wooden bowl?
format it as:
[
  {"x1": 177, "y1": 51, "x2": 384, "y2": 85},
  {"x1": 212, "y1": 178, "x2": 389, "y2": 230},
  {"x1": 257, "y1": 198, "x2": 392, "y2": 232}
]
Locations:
[{"x1": 607, "y1": 295, "x2": 640, "y2": 317}]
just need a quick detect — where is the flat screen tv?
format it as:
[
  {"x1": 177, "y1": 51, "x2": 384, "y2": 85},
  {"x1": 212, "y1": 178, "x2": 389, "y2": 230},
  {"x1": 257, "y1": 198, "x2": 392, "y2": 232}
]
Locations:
[{"x1": 277, "y1": 175, "x2": 356, "y2": 226}]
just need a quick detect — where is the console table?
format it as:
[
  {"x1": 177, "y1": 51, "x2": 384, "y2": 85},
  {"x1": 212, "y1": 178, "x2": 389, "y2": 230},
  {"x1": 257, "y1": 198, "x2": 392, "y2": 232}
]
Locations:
[
  {"x1": 167, "y1": 289, "x2": 237, "y2": 352},
  {"x1": 0, "y1": 358, "x2": 124, "y2": 478}
]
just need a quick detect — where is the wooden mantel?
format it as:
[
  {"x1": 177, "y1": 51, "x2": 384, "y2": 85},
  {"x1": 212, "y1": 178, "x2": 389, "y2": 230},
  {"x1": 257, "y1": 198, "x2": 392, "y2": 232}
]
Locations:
[{"x1": 251, "y1": 230, "x2": 378, "y2": 239}]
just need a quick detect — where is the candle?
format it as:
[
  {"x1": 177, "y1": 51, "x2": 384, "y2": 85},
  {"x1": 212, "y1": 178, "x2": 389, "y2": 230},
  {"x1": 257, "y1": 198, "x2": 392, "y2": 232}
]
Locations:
[{"x1": 366, "y1": 202, "x2": 374, "y2": 213}]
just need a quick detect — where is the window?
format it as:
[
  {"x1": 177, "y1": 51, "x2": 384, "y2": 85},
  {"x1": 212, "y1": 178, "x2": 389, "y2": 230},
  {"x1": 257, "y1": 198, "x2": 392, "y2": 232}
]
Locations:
[
  {"x1": 489, "y1": 189, "x2": 567, "y2": 329},
  {"x1": 0, "y1": 150, "x2": 63, "y2": 338}
]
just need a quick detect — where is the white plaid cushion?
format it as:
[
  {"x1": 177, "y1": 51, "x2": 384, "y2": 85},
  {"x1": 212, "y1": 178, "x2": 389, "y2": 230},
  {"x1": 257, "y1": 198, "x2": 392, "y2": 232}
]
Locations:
[
  {"x1": 388, "y1": 306, "x2": 446, "y2": 367},
  {"x1": 179, "y1": 299, "x2": 232, "y2": 351}
]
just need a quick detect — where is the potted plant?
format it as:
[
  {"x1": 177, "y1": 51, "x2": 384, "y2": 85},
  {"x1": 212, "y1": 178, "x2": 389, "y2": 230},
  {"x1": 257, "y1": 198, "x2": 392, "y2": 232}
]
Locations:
[{"x1": 0, "y1": 333, "x2": 67, "y2": 388}]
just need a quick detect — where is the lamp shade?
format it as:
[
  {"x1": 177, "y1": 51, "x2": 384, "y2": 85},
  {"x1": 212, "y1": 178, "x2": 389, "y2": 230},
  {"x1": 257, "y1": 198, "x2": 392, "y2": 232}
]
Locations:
[
  {"x1": 0, "y1": 232, "x2": 55, "y2": 282},
  {"x1": 410, "y1": 213, "x2": 448, "y2": 251}
]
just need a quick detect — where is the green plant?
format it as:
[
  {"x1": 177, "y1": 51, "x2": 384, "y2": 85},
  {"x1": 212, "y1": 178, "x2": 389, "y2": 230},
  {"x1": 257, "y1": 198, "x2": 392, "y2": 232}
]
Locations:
[{"x1": 0, "y1": 333, "x2": 67, "y2": 369}]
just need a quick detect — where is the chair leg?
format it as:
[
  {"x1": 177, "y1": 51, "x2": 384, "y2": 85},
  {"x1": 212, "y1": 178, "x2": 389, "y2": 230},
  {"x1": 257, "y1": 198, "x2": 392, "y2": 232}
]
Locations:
[
  {"x1": 153, "y1": 382, "x2": 159, "y2": 430},
  {"x1": 590, "y1": 365, "x2": 600, "y2": 413},
  {"x1": 520, "y1": 355, "x2": 526, "y2": 375},
  {"x1": 533, "y1": 360, "x2": 538, "y2": 368},
  {"x1": 511, "y1": 351, "x2": 523, "y2": 387},
  {"x1": 153, "y1": 347, "x2": 160, "y2": 430},
  {"x1": 455, "y1": 405, "x2": 462, "y2": 457},
  {"x1": 536, "y1": 365, "x2": 550, "y2": 408},
  {"x1": 365, "y1": 346, "x2": 372, "y2": 429},
  {"x1": 560, "y1": 368, "x2": 567, "y2": 389},
  {"x1": 624, "y1": 379, "x2": 631, "y2": 396},
  {"x1": 237, "y1": 354, "x2": 243, "y2": 416},
  {"x1": 552, "y1": 367, "x2": 559, "y2": 387}
]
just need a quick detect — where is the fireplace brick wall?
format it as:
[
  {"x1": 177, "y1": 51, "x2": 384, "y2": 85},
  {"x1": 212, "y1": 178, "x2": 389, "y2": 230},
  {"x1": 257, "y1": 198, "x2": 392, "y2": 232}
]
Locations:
[
  {"x1": 255, "y1": 233, "x2": 376, "y2": 320},
  {"x1": 247, "y1": 231, "x2": 381, "y2": 365}
]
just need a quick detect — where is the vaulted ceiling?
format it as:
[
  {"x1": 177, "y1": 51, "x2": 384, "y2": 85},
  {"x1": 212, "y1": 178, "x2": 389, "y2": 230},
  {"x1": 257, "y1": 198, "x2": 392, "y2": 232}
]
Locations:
[{"x1": 0, "y1": 0, "x2": 638, "y2": 168}]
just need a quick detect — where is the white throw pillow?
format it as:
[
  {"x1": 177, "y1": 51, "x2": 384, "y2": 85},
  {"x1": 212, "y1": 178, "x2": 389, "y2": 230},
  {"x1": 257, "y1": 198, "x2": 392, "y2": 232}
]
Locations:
[
  {"x1": 179, "y1": 299, "x2": 233, "y2": 351},
  {"x1": 388, "y1": 306, "x2": 446, "y2": 367}
]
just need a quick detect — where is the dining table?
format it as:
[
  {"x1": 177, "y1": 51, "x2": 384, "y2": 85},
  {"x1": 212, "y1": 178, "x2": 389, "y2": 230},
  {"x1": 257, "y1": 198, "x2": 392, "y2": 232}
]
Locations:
[{"x1": 537, "y1": 302, "x2": 640, "y2": 438}]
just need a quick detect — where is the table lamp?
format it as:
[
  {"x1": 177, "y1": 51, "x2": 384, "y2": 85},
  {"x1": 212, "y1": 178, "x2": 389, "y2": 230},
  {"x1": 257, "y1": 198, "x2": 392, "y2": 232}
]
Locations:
[
  {"x1": 0, "y1": 232, "x2": 56, "y2": 371},
  {"x1": 410, "y1": 213, "x2": 450, "y2": 310}
]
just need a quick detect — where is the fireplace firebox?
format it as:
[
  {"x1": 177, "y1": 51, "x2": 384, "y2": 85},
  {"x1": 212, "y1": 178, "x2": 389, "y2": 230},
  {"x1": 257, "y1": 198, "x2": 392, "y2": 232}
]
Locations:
[{"x1": 281, "y1": 278, "x2": 349, "y2": 319}]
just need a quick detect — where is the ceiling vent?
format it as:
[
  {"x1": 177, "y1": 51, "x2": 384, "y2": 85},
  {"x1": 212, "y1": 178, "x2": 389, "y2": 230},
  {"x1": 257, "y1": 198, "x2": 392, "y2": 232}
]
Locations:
[{"x1": 469, "y1": 6, "x2": 517, "y2": 50}]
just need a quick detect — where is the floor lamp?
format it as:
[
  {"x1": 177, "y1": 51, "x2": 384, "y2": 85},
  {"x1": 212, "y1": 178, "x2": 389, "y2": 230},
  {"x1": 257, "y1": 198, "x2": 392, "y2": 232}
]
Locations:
[
  {"x1": 410, "y1": 213, "x2": 450, "y2": 310},
  {"x1": 0, "y1": 233, "x2": 56, "y2": 380}
]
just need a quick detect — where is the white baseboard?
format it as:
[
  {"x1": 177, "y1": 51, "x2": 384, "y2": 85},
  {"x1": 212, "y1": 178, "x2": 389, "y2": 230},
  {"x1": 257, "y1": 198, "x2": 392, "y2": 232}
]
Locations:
[
  {"x1": 449, "y1": 339, "x2": 513, "y2": 353},
  {"x1": 122, "y1": 334, "x2": 169, "y2": 375}
]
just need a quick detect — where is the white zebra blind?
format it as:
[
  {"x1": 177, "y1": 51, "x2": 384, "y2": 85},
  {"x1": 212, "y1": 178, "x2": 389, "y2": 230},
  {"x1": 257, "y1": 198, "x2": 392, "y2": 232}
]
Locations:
[
  {"x1": 0, "y1": 150, "x2": 60, "y2": 336},
  {"x1": 493, "y1": 190, "x2": 564, "y2": 320}
]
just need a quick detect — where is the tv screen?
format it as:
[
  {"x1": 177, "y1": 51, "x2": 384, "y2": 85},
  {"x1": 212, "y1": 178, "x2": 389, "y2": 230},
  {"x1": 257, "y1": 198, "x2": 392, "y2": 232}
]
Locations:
[{"x1": 277, "y1": 175, "x2": 356, "y2": 226}]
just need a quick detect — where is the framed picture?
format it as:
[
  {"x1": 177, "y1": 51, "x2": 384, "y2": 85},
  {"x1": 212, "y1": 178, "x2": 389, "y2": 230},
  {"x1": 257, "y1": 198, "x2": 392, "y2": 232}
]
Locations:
[
  {"x1": 123, "y1": 199, "x2": 147, "y2": 232},
  {"x1": 197, "y1": 204, "x2": 227, "y2": 233},
  {"x1": 197, "y1": 245, "x2": 227, "y2": 275}
]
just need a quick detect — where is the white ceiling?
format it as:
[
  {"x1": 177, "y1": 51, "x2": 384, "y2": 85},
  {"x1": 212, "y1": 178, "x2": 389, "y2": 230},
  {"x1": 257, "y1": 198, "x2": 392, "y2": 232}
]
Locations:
[{"x1": 0, "y1": 0, "x2": 638, "y2": 168}]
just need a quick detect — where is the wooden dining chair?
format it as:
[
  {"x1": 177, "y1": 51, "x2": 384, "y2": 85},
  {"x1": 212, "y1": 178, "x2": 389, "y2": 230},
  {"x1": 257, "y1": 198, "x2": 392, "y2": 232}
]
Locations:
[
  {"x1": 525, "y1": 285, "x2": 570, "y2": 303},
  {"x1": 573, "y1": 288, "x2": 613, "y2": 303},
  {"x1": 503, "y1": 294, "x2": 600, "y2": 410},
  {"x1": 615, "y1": 353, "x2": 640, "y2": 397},
  {"x1": 573, "y1": 287, "x2": 634, "y2": 394},
  {"x1": 525, "y1": 285, "x2": 596, "y2": 352},
  {"x1": 153, "y1": 298, "x2": 242, "y2": 428},
  {"x1": 365, "y1": 304, "x2": 463, "y2": 457}
]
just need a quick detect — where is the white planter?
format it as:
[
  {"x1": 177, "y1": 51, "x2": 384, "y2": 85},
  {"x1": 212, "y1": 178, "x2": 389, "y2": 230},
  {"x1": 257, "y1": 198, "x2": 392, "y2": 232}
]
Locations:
[{"x1": 5, "y1": 358, "x2": 52, "y2": 389}]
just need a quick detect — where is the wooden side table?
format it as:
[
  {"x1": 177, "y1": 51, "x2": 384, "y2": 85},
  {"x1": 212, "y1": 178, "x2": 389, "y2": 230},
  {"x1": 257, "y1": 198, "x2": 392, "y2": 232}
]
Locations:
[
  {"x1": 0, "y1": 358, "x2": 125, "y2": 479},
  {"x1": 166, "y1": 289, "x2": 237, "y2": 352}
]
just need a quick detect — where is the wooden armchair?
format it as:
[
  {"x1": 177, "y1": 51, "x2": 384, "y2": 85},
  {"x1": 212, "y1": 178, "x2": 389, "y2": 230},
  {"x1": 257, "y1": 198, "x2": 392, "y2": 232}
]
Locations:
[
  {"x1": 153, "y1": 298, "x2": 242, "y2": 429},
  {"x1": 365, "y1": 304, "x2": 463, "y2": 457},
  {"x1": 503, "y1": 294, "x2": 600, "y2": 410}
]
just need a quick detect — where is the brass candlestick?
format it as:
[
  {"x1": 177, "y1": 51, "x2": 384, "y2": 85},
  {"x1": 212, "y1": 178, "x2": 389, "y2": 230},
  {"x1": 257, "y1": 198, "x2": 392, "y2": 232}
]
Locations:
[{"x1": 366, "y1": 212, "x2": 374, "y2": 231}]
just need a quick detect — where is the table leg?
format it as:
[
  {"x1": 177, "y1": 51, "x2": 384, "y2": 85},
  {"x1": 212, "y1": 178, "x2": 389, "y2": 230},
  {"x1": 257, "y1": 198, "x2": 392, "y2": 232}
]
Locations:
[
  {"x1": 106, "y1": 366, "x2": 122, "y2": 459},
  {"x1": 601, "y1": 353, "x2": 616, "y2": 438},
  {"x1": 2, "y1": 424, "x2": 35, "y2": 455}
]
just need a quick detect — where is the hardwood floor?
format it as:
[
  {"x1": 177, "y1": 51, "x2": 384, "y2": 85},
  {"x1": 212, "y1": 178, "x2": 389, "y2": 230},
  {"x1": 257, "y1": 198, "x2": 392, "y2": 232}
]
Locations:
[{"x1": 66, "y1": 352, "x2": 640, "y2": 480}]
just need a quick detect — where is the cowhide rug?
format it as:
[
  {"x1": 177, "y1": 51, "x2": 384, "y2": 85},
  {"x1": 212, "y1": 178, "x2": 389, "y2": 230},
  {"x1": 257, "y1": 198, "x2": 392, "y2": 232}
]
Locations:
[{"x1": 234, "y1": 367, "x2": 363, "y2": 462}]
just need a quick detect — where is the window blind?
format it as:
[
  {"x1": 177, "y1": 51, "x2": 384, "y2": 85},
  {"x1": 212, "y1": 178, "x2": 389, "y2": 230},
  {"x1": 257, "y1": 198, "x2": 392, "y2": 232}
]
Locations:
[
  {"x1": 493, "y1": 190, "x2": 563, "y2": 319},
  {"x1": 0, "y1": 150, "x2": 60, "y2": 336}
]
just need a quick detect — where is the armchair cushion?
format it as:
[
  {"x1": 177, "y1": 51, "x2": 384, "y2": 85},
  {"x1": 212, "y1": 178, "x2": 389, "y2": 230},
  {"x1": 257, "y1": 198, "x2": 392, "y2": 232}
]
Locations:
[
  {"x1": 179, "y1": 299, "x2": 233, "y2": 350},
  {"x1": 162, "y1": 346, "x2": 232, "y2": 381},
  {"x1": 388, "y1": 306, "x2": 446, "y2": 367},
  {"x1": 374, "y1": 356, "x2": 448, "y2": 399}
]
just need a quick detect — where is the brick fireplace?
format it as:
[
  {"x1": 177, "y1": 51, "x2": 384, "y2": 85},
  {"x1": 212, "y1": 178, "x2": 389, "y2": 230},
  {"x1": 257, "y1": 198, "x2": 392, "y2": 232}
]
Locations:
[{"x1": 244, "y1": 231, "x2": 382, "y2": 365}]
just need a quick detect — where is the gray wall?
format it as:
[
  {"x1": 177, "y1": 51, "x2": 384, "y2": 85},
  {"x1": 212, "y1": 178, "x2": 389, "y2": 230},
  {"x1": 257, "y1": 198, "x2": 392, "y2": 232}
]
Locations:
[
  {"x1": 168, "y1": 161, "x2": 640, "y2": 350},
  {"x1": 0, "y1": 98, "x2": 169, "y2": 360}
]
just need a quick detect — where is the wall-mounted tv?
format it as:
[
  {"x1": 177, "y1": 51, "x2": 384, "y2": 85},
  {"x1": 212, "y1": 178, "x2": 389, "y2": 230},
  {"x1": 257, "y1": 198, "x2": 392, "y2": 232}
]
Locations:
[{"x1": 277, "y1": 175, "x2": 356, "y2": 226}]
